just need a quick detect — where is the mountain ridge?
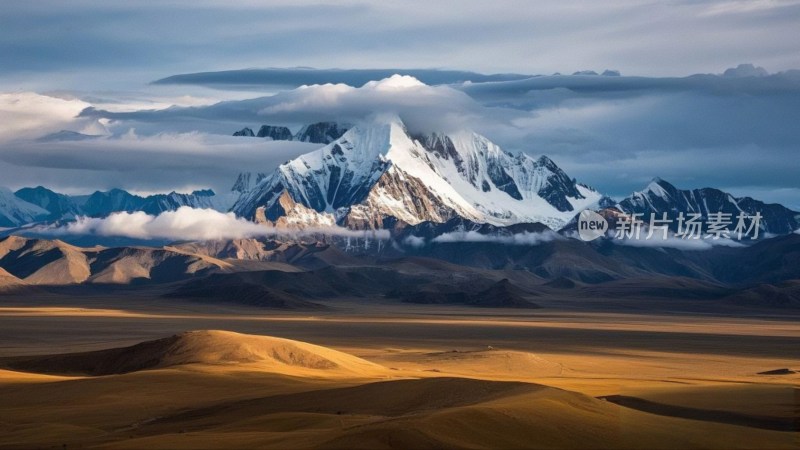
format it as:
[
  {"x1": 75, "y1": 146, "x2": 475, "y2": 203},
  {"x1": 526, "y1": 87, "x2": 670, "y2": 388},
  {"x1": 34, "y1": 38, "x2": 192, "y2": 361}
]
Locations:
[
  {"x1": 615, "y1": 178, "x2": 800, "y2": 234},
  {"x1": 232, "y1": 121, "x2": 349, "y2": 144}
]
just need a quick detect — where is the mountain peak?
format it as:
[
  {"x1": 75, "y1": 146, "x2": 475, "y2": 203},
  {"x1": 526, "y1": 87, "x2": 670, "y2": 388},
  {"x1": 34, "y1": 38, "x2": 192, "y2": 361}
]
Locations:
[
  {"x1": 645, "y1": 177, "x2": 677, "y2": 198},
  {"x1": 617, "y1": 178, "x2": 800, "y2": 234},
  {"x1": 233, "y1": 117, "x2": 602, "y2": 230},
  {"x1": 257, "y1": 125, "x2": 292, "y2": 140},
  {"x1": 535, "y1": 155, "x2": 557, "y2": 168},
  {"x1": 232, "y1": 127, "x2": 255, "y2": 137},
  {"x1": 723, "y1": 63, "x2": 768, "y2": 78}
]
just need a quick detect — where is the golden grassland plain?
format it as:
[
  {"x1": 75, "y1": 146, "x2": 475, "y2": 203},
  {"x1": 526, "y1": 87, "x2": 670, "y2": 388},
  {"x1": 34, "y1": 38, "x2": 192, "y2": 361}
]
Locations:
[{"x1": 0, "y1": 299, "x2": 798, "y2": 449}]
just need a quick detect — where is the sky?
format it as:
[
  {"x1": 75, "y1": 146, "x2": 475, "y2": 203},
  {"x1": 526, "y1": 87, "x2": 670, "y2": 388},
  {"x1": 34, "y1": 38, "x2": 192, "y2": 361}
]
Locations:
[{"x1": 0, "y1": 0, "x2": 799, "y2": 208}]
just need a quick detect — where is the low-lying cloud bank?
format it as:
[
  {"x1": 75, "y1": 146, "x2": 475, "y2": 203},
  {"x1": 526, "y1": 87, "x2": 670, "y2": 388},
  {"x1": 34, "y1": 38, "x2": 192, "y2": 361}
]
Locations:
[
  {"x1": 29, "y1": 206, "x2": 784, "y2": 250},
  {"x1": 42, "y1": 207, "x2": 389, "y2": 241},
  {"x1": 429, "y1": 230, "x2": 562, "y2": 246},
  {"x1": 613, "y1": 234, "x2": 746, "y2": 250}
]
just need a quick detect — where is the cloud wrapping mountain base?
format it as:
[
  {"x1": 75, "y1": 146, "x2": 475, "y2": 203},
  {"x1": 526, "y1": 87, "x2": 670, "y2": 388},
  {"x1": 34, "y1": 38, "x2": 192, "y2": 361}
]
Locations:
[
  {"x1": 45, "y1": 207, "x2": 389, "y2": 241},
  {"x1": 431, "y1": 230, "x2": 561, "y2": 245},
  {"x1": 614, "y1": 234, "x2": 745, "y2": 250},
  {"x1": 34, "y1": 205, "x2": 760, "y2": 253}
]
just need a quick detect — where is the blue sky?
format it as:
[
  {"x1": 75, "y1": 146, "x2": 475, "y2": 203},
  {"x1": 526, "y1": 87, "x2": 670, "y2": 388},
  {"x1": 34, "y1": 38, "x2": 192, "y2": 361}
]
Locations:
[{"x1": 0, "y1": 0, "x2": 799, "y2": 208}]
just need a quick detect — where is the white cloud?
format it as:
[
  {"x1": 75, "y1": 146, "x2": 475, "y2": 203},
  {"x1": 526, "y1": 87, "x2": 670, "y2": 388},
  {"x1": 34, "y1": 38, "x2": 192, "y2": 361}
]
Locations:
[
  {"x1": 54, "y1": 208, "x2": 266, "y2": 240},
  {"x1": 0, "y1": 92, "x2": 105, "y2": 142},
  {"x1": 402, "y1": 235, "x2": 426, "y2": 248},
  {"x1": 258, "y1": 75, "x2": 490, "y2": 134},
  {"x1": 87, "y1": 75, "x2": 501, "y2": 136},
  {"x1": 43, "y1": 207, "x2": 390, "y2": 241},
  {"x1": 699, "y1": 0, "x2": 792, "y2": 17},
  {"x1": 431, "y1": 230, "x2": 561, "y2": 245},
  {"x1": 614, "y1": 234, "x2": 745, "y2": 250}
]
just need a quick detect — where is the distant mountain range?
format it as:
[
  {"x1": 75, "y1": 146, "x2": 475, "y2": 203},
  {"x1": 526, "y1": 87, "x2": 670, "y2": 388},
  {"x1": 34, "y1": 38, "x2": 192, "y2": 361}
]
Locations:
[
  {"x1": 2, "y1": 233, "x2": 799, "y2": 310},
  {"x1": 231, "y1": 116, "x2": 798, "y2": 235},
  {"x1": 616, "y1": 178, "x2": 799, "y2": 235},
  {"x1": 3, "y1": 118, "x2": 798, "y2": 241},
  {"x1": 1, "y1": 186, "x2": 238, "y2": 227}
]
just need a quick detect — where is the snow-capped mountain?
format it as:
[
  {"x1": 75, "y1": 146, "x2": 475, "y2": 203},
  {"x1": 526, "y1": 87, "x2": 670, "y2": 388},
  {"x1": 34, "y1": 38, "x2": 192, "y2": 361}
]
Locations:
[
  {"x1": 232, "y1": 122, "x2": 349, "y2": 144},
  {"x1": 0, "y1": 188, "x2": 49, "y2": 227},
  {"x1": 617, "y1": 178, "x2": 800, "y2": 234},
  {"x1": 233, "y1": 116, "x2": 602, "y2": 229}
]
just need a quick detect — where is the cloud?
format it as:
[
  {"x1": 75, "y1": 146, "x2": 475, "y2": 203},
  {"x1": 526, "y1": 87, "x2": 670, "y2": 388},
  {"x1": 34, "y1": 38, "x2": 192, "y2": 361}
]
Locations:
[
  {"x1": 6, "y1": 69, "x2": 800, "y2": 210},
  {"x1": 0, "y1": 131, "x2": 318, "y2": 194},
  {"x1": 431, "y1": 230, "x2": 561, "y2": 245},
  {"x1": 81, "y1": 75, "x2": 506, "y2": 134},
  {"x1": 0, "y1": 78, "x2": 509, "y2": 194},
  {"x1": 461, "y1": 71, "x2": 800, "y2": 204},
  {"x1": 0, "y1": 92, "x2": 105, "y2": 142},
  {"x1": 613, "y1": 234, "x2": 745, "y2": 250},
  {"x1": 3, "y1": 0, "x2": 800, "y2": 90},
  {"x1": 153, "y1": 68, "x2": 531, "y2": 90},
  {"x1": 42, "y1": 206, "x2": 390, "y2": 241},
  {"x1": 402, "y1": 235, "x2": 426, "y2": 248}
]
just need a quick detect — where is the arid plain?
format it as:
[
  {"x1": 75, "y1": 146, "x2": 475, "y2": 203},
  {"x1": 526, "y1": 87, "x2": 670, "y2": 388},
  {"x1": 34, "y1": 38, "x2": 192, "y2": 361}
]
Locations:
[{"x1": 0, "y1": 291, "x2": 797, "y2": 449}]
